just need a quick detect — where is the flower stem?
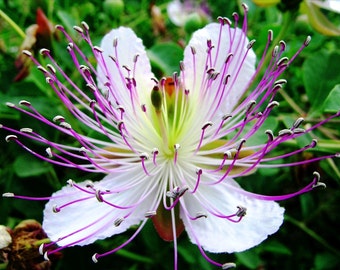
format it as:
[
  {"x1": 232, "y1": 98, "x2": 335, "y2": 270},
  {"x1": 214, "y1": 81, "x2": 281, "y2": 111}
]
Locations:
[
  {"x1": 285, "y1": 215, "x2": 340, "y2": 256},
  {"x1": 0, "y1": 9, "x2": 26, "y2": 39}
]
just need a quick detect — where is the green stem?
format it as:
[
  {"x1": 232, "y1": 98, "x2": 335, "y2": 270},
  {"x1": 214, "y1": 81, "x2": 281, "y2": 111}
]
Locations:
[
  {"x1": 0, "y1": 9, "x2": 26, "y2": 39},
  {"x1": 285, "y1": 215, "x2": 340, "y2": 256},
  {"x1": 116, "y1": 249, "x2": 153, "y2": 264}
]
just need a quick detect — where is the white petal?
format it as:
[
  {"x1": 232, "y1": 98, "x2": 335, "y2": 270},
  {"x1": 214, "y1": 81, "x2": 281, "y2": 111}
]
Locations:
[
  {"x1": 180, "y1": 178, "x2": 284, "y2": 253},
  {"x1": 96, "y1": 27, "x2": 155, "y2": 108},
  {"x1": 182, "y1": 23, "x2": 256, "y2": 117},
  {"x1": 311, "y1": 0, "x2": 340, "y2": 13},
  {"x1": 43, "y1": 167, "x2": 156, "y2": 247}
]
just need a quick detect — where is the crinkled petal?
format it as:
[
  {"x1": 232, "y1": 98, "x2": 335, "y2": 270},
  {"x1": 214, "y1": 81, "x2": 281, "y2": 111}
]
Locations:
[
  {"x1": 96, "y1": 27, "x2": 155, "y2": 108},
  {"x1": 182, "y1": 23, "x2": 256, "y2": 117},
  {"x1": 43, "y1": 167, "x2": 156, "y2": 247},
  {"x1": 180, "y1": 178, "x2": 284, "y2": 253}
]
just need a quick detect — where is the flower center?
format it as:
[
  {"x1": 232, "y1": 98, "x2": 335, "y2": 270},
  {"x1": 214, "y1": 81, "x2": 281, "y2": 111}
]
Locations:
[{"x1": 151, "y1": 77, "x2": 188, "y2": 160}]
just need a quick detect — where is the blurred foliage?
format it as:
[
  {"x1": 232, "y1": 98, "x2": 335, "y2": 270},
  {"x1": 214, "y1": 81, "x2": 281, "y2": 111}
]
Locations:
[{"x1": 1, "y1": 0, "x2": 340, "y2": 269}]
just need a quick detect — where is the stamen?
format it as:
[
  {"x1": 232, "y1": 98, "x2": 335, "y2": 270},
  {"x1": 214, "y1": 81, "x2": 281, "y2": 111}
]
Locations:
[
  {"x1": 140, "y1": 153, "x2": 150, "y2": 175},
  {"x1": 191, "y1": 168, "x2": 202, "y2": 194},
  {"x1": 95, "y1": 190, "x2": 104, "y2": 202},
  {"x1": 196, "y1": 121, "x2": 213, "y2": 152},
  {"x1": 152, "y1": 148, "x2": 159, "y2": 166}
]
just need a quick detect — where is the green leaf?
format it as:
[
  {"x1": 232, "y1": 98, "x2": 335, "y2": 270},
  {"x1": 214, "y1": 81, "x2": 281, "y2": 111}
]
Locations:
[
  {"x1": 322, "y1": 84, "x2": 340, "y2": 113},
  {"x1": 303, "y1": 51, "x2": 340, "y2": 115},
  {"x1": 147, "y1": 42, "x2": 183, "y2": 76},
  {"x1": 13, "y1": 154, "x2": 52, "y2": 177},
  {"x1": 262, "y1": 240, "x2": 292, "y2": 255},
  {"x1": 314, "y1": 252, "x2": 340, "y2": 270},
  {"x1": 235, "y1": 249, "x2": 261, "y2": 269}
]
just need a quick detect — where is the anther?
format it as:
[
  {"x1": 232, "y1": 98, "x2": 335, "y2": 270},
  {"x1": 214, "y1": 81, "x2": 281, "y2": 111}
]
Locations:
[
  {"x1": 113, "y1": 37, "x2": 118, "y2": 47},
  {"x1": 114, "y1": 217, "x2": 124, "y2": 227},
  {"x1": 274, "y1": 79, "x2": 287, "y2": 86},
  {"x1": 293, "y1": 128, "x2": 305, "y2": 134},
  {"x1": 39, "y1": 48, "x2": 50, "y2": 55},
  {"x1": 20, "y1": 128, "x2": 33, "y2": 133},
  {"x1": 224, "y1": 151, "x2": 232, "y2": 159},
  {"x1": 278, "y1": 129, "x2": 293, "y2": 136},
  {"x1": 202, "y1": 121, "x2": 213, "y2": 130},
  {"x1": 242, "y1": 2, "x2": 249, "y2": 11},
  {"x1": 232, "y1": 12, "x2": 239, "y2": 21},
  {"x1": 222, "y1": 114, "x2": 232, "y2": 121},
  {"x1": 190, "y1": 46, "x2": 196, "y2": 54},
  {"x1": 268, "y1": 29, "x2": 273, "y2": 43},
  {"x1": 59, "y1": 122, "x2": 72, "y2": 129},
  {"x1": 247, "y1": 39, "x2": 256, "y2": 49},
  {"x1": 53, "y1": 115, "x2": 65, "y2": 123},
  {"x1": 272, "y1": 45, "x2": 279, "y2": 57},
  {"x1": 277, "y1": 57, "x2": 289, "y2": 67},
  {"x1": 236, "y1": 138, "x2": 246, "y2": 151},
  {"x1": 39, "y1": 243, "x2": 45, "y2": 255},
  {"x1": 90, "y1": 100, "x2": 96, "y2": 108},
  {"x1": 81, "y1": 21, "x2": 89, "y2": 31},
  {"x1": 93, "y1": 46, "x2": 103, "y2": 53},
  {"x1": 293, "y1": 117, "x2": 304, "y2": 128},
  {"x1": 46, "y1": 77, "x2": 54, "y2": 84},
  {"x1": 312, "y1": 172, "x2": 326, "y2": 189},
  {"x1": 174, "y1": 144, "x2": 181, "y2": 151},
  {"x1": 245, "y1": 100, "x2": 256, "y2": 113},
  {"x1": 5, "y1": 135, "x2": 18, "y2": 142},
  {"x1": 95, "y1": 190, "x2": 104, "y2": 202},
  {"x1": 223, "y1": 74, "x2": 231, "y2": 85},
  {"x1": 92, "y1": 253, "x2": 98, "y2": 263},
  {"x1": 52, "y1": 205, "x2": 60, "y2": 213},
  {"x1": 55, "y1": 25, "x2": 64, "y2": 31},
  {"x1": 22, "y1": 50, "x2": 32, "y2": 56},
  {"x1": 46, "y1": 147, "x2": 53, "y2": 158},
  {"x1": 46, "y1": 64, "x2": 56, "y2": 74},
  {"x1": 304, "y1": 36, "x2": 312, "y2": 46},
  {"x1": 179, "y1": 61, "x2": 185, "y2": 71},
  {"x1": 66, "y1": 43, "x2": 74, "y2": 51},
  {"x1": 195, "y1": 212, "x2": 207, "y2": 219},
  {"x1": 145, "y1": 211, "x2": 157, "y2": 218},
  {"x1": 265, "y1": 130, "x2": 274, "y2": 141},
  {"x1": 267, "y1": 101, "x2": 279, "y2": 109},
  {"x1": 43, "y1": 252, "x2": 49, "y2": 261},
  {"x1": 73, "y1": 25, "x2": 83, "y2": 33},
  {"x1": 66, "y1": 179, "x2": 74, "y2": 186},
  {"x1": 2, "y1": 192, "x2": 15, "y2": 197},
  {"x1": 279, "y1": 40, "x2": 286, "y2": 52},
  {"x1": 37, "y1": 66, "x2": 48, "y2": 73},
  {"x1": 236, "y1": 206, "x2": 247, "y2": 217},
  {"x1": 140, "y1": 152, "x2": 149, "y2": 160},
  {"x1": 6, "y1": 102, "x2": 15, "y2": 108},
  {"x1": 222, "y1": 262, "x2": 236, "y2": 269},
  {"x1": 133, "y1": 54, "x2": 139, "y2": 63},
  {"x1": 19, "y1": 100, "x2": 31, "y2": 106},
  {"x1": 225, "y1": 53, "x2": 233, "y2": 63},
  {"x1": 309, "y1": 139, "x2": 318, "y2": 148}
]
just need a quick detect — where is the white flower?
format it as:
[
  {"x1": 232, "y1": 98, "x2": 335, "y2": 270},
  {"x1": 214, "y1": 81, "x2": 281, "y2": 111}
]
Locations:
[{"x1": 2, "y1": 4, "x2": 337, "y2": 269}]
